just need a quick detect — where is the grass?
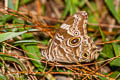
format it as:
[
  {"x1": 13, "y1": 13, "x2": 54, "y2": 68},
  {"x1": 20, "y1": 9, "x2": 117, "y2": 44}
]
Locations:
[{"x1": 0, "y1": 0, "x2": 120, "y2": 80}]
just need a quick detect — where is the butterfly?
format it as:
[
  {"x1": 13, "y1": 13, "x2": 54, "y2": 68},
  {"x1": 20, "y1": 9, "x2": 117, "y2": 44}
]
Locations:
[{"x1": 41, "y1": 11, "x2": 100, "y2": 63}]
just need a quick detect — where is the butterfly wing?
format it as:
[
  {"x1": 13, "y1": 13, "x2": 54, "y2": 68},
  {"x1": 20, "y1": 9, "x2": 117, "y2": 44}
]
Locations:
[{"x1": 41, "y1": 11, "x2": 99, "y2": 63}]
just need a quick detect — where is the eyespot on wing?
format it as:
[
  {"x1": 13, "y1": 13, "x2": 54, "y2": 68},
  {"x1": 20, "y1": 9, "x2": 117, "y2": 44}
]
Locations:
[{"x1": 67, "y1": 37, "x2": 81, "y2": 47}]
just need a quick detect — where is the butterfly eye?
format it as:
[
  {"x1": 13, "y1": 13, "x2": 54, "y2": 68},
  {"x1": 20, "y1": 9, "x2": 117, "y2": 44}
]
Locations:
[
  {"x1": 82, "y1": 52, "x2": 89, "y2": 58},
  {"x1": 69, "y1": 37, "x2": 81, "y2": 46}
]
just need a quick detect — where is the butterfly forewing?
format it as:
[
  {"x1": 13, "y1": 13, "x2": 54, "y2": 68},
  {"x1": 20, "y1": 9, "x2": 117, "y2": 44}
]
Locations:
[{"x1": 41, "y1": 11, "x2": 99, "y2": 63}]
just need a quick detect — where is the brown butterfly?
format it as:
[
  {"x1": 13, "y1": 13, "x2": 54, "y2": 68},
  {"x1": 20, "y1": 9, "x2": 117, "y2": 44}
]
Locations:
[{"x1": 41, "y1": 11, "x2": 100, "y2": 63}]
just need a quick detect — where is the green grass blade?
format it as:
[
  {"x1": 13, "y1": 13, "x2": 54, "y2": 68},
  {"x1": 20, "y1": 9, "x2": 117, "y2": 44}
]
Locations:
[
  {"x1": 105, "y1": 0, "x2": 120, "y2": 23},
  {"x1": 0, "y1": 31, "x2": 27, "y2": 42},
  {"x1": 21, "y1": 33, "x2": 44, "y2": 72},
  {"x1": 99, "y1": 27, "x2": 114, "y2": 58},
  {"x1": 21, "y1": 44, "x2": 44, "y2": 72},
  {"x1": 8, "y1": 0, "x2": 14, "y2": 9},
  {"x1": 112, "y1": 43, "x2": 119, "y2": 56},
  {"x1": 99, "y1": 27, "x2": 106, "y2": 42},
  {"x1": 102, "y1": 44, "x2": 114, "y2": 58},
  {"x1": 110, "y1": 58, "x2": 120, "y2": 67},
  {"x1": 0, "y1": 54, "x2": 25, "y2": 70},
  {"x1": 15, "y1": 0, "x2": 20, "y2": 11},
  {"x1": 0, "y1": 74, "x2": 8, "y2": 80},
  {"x1": 62, "y1": 0, "x2": 71, "y2": 19},
  {"x1": 109, "y1": 71, "x2": 120, "y2": 78},
  {"x1": 14, "y1": 40, "x2": 48, "y2": 45}
]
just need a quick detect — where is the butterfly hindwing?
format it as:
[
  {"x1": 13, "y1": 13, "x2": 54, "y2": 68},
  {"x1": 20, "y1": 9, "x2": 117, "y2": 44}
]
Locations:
[{"x1": 41, "y1": 11, "x2": 99, "y2": 63}]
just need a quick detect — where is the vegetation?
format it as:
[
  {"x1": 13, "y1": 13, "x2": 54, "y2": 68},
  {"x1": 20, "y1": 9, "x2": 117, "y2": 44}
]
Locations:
[{"x1": 0, "y1": 0, "x2": 120, "y2": 80}]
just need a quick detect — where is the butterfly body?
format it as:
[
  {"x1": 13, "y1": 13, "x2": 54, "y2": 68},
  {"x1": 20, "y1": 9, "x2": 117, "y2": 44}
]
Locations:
[{"x1": 41, "y1": 11, "x2": 99, "y2": 63}]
